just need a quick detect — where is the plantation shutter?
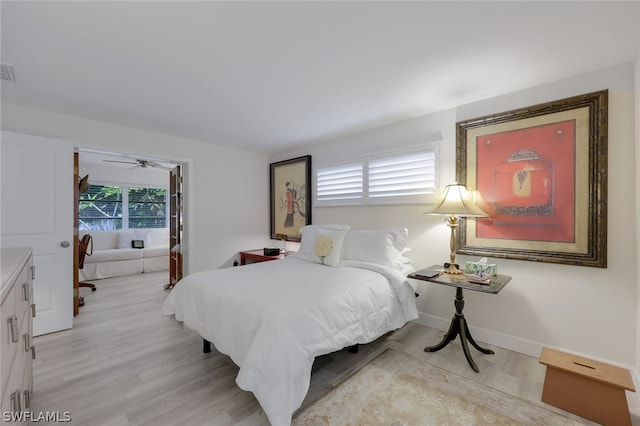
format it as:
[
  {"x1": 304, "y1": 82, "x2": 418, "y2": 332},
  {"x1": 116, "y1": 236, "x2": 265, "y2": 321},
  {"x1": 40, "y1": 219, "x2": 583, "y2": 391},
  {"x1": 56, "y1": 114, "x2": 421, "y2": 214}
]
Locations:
[
  {"x1": 314, "y1": 145, "x2": 439, "y2": 206},
  {"x1": 368, "y1": 150, "x2": 437, "y2": 199},
  {"x1": 316, "y1": 162, "x2": 364, "y2": 203}
]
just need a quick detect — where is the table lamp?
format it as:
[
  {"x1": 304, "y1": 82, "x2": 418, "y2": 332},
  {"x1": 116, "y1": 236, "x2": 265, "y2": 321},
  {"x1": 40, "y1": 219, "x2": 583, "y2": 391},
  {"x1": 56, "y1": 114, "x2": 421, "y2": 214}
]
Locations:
[
  {"x1": 426, "y1": 182, "x2": 489, "y2": 274},
  {"x1": 275, "y1": 233, "x2": 288, "y2": 254}
]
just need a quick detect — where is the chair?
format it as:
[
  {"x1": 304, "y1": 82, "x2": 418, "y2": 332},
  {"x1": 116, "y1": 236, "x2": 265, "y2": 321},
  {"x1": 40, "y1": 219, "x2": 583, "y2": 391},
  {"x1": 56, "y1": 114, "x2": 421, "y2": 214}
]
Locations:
[{"x1": 78, "y1": 234, "x2": 96, "y2": 306}]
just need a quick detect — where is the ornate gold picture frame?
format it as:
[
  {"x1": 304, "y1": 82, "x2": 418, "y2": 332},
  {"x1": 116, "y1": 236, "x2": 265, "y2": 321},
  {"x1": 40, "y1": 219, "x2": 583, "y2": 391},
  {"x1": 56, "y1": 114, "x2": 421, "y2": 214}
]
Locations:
[{"x1": 456, "y1": 90, "x2": 608, "y2": 268}]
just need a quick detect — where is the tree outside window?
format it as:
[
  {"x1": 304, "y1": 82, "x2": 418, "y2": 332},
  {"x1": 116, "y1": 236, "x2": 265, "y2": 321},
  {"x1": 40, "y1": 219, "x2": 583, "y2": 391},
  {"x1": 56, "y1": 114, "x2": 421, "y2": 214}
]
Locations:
[
  {"x1": 128, "y1": 187, "x2": 167, "y2": 229},
  {"x1": 79, "y1": 185, "x2": 167, "y2": 230}
]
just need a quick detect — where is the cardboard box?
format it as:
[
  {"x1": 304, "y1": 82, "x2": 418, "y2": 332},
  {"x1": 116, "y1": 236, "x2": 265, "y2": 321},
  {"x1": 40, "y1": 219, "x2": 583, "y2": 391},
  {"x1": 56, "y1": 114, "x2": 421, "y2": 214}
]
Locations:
[{"x1": 539, "y1": 347, "x2": 635, "y2": 425}]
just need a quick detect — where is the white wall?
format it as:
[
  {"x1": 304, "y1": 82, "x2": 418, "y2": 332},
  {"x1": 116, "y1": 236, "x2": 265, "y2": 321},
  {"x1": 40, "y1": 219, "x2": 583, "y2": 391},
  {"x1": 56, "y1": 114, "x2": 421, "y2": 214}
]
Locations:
[
  {"x1": 273, "y1": 63, "x2": 637, "y2": 368},
  {"x1": 1, "y1": 104, "x2": 272, "y2": 273},
  {"x1": 635, "y1": 45, "x2": 640, "y2": 376}
]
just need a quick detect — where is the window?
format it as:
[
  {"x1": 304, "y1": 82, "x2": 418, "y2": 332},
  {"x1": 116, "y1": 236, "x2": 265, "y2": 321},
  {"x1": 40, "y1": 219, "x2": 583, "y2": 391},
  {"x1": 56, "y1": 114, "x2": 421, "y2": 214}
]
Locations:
[
  {"x1": 79, "y1": 185, "x2": 167, "y2": 230},
  {"x1": 128, "y1": 187, "x2": 167, "y2": 229},
  {"x1": 316, "y1": 162, "x2": 364, "y2": 203},
  {"x1": 315, "y1": 145, "x2": 439, "y2": 206},
  {"x1": 79, "y1": 185, "x2": 123, "y2": 230}
]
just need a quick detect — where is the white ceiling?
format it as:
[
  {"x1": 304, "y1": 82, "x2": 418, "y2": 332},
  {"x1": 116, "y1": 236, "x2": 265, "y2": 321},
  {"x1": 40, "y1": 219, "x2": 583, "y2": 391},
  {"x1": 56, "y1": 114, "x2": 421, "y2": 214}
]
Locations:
[{"x1": 1, "y1": 1, "x2": 638, "y2": 154}]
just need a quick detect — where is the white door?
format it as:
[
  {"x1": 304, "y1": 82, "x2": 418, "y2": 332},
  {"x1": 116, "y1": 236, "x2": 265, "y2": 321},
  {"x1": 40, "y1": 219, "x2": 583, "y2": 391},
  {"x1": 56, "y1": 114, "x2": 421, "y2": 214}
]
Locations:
[{"x1": 1, "y1": 131, "x2": 74, "y2": 336}]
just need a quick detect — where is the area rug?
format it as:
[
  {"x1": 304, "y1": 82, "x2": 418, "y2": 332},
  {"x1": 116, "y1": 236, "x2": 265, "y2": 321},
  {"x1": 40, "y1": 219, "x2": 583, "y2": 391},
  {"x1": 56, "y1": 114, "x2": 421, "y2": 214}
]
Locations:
[{"x1": 293, "y1": 348, "x2": 588, "y2": 425}]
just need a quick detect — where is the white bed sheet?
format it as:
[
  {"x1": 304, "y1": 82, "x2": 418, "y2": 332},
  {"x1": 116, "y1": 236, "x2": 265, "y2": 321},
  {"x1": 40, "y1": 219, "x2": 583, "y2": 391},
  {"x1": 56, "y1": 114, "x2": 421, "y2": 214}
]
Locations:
[{"x1": 162, "y1": 256, "x2": 418, "y2": 426}]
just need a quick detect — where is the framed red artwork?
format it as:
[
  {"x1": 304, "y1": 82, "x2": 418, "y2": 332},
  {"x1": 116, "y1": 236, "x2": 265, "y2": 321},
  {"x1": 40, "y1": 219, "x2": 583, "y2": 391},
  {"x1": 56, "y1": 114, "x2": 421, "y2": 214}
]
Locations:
[{"x1": 456, "y1": 90, "x2": 608, "y2": 267}]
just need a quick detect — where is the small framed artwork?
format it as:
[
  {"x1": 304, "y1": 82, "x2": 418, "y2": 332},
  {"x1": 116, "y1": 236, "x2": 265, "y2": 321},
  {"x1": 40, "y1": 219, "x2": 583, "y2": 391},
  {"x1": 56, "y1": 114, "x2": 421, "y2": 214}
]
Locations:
[
  {"x1": 456, "y1": 90, "x2": 608, "y2": 268},
  {"x1": 270, "y1": 155, "x2": 312, "y2": 241}
]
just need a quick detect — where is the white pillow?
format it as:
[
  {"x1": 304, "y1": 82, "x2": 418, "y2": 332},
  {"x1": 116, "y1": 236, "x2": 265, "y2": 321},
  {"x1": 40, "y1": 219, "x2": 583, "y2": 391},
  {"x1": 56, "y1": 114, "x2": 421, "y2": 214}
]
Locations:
[
  {"x1": 399, "y1": 247, "x2": 413, "y2": 265},
  {"x1": 293, "y1": 224, "x2": 350, "y2": 267},
  {"x1": 342, "y1": 228, "x2": 408, "y2": 269},
  {"x1": 312, "y1": 227, "x2": 349, "y2": 267},
  {"x1": 118, "y1": 230, "x2": 150, "y2": 249},
  {"x1": 297, "y1": 224, "x2": 351, "y2": 256}
]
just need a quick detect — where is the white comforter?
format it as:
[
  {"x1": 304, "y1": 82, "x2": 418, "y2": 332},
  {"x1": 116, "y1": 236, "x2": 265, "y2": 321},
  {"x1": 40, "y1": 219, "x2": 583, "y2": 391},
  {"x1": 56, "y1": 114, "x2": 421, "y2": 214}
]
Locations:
[{"x1": 162, "y1": 256, "x2": 418, "y2": 425}]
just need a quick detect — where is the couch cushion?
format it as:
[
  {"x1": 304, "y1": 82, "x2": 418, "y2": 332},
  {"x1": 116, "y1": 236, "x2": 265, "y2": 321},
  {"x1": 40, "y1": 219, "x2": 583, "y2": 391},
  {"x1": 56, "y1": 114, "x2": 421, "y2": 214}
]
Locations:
[
  {"x1": 81, "y1": 230, "x2": 118, "y2": 251},
  {"x1": 142, "y1": 245, "x2": 169, "y2": 258},
  {"x1": 146, "y1": 228, "x2": 169, "y2": 247},
  {"x1": 84, "y1": 248, "x2": 143, "y2": 263},
  {"x1": 117, "y1": 230, "x2": 151, "y2": 249}
]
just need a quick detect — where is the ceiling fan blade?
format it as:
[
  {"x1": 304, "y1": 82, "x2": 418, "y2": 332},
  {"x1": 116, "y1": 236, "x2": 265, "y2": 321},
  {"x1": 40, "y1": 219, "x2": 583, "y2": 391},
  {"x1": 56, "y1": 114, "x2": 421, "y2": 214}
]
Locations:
[
  {"x1": 103, "y1": 158, "x2": 173, "y2": 171},
  {"x1": 140, "y1": 160, "x2": 172, "y2": 170},
  {"x1": 103, "y1": 159, "x2": 139, "y2": 165}
]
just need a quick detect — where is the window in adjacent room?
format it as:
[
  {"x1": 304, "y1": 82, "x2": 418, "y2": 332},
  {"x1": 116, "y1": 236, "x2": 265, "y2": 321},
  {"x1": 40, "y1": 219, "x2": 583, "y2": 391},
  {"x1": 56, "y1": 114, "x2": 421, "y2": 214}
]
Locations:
[
  {"x1": 315, "y1": 144, "x2": 439, "y2": 206},
  {"x1": 79, "y1": 184, "x2": 167, "y2": 230},
  {"x1": 128, "y1": 187, "x2": 168, "y2": 229}
]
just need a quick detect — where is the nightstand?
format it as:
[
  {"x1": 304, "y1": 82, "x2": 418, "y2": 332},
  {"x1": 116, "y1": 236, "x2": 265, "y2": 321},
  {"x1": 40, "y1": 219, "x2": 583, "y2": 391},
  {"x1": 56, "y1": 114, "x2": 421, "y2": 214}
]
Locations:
[
  {"x1": 239, "y1": 249, "x2": 287, "y2": 265},
  {"x1": 409, "y1": 265, "x2": 512, "y2": 373}
]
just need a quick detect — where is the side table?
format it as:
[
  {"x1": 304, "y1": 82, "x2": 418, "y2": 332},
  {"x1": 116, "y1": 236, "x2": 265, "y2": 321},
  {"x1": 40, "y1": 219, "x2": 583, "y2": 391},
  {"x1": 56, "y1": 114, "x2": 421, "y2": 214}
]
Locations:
[
  {"x1": 408, "y1": 265, "x2": 512, "y2": 373},
  {"x1": 239, "y1": 249, "x2": 287, "y2": 265}
]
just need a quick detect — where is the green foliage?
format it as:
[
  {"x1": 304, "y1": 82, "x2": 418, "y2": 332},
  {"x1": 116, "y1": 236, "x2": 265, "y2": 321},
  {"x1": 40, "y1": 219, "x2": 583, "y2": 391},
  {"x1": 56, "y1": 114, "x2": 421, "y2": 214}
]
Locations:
[
  {"x1": 79, "y1": 185, "x2": 167, "y2": 230},
  {"x1": 128, "y1": 187, "x2": 167, "y2": 228}
]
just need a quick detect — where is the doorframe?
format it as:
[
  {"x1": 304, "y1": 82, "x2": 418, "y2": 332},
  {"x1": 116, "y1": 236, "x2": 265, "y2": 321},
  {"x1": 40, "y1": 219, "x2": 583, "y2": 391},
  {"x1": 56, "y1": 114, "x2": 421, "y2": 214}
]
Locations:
[
  {"x1": 73, "y1": 153, "x2": 80, "y2": 315},
  {"x1": 74, "y1": 148, "x2": 190, "y2": 312}
]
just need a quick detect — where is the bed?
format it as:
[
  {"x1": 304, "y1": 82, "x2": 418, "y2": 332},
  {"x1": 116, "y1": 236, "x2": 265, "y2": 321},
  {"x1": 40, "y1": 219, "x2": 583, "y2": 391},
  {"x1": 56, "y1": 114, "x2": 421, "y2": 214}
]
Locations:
[{"x1": 162, "y1": 226, "x2": 418, "y2": 425}]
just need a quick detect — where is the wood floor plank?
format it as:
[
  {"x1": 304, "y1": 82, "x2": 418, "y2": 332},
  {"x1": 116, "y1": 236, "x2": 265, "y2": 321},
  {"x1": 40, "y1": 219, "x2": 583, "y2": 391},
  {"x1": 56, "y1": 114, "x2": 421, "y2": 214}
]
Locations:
[{"x1": 30, "y1": 271, "x2": 589, "y2": 425}]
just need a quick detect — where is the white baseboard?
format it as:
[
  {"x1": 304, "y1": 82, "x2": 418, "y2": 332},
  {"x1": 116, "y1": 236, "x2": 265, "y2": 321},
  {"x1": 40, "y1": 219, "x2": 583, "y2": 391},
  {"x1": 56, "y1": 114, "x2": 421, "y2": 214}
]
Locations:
[{"x1": 413, "y1": 312, "x2": 543, "y2": 358}]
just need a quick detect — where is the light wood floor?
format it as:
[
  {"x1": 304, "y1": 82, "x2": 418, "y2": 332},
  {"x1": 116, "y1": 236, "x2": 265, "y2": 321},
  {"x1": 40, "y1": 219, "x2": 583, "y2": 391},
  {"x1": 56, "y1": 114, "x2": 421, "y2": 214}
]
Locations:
[{"x1": 31, "y1": 272, "x2": 591, "y2": 425}]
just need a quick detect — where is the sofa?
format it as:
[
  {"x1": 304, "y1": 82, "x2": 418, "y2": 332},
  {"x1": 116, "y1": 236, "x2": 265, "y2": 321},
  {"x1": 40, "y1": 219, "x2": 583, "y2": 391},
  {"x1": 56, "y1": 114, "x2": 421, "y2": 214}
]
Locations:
[{"x1": 79, "y1": 228, "x2": 170, "y2": 281}]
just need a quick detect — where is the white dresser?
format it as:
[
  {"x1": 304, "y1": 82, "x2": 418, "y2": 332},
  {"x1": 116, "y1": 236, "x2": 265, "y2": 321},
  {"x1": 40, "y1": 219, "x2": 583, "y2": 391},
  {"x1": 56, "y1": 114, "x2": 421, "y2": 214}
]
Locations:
[{"x1": 1, "y1": 247, "x2": 35, "y2": 420}]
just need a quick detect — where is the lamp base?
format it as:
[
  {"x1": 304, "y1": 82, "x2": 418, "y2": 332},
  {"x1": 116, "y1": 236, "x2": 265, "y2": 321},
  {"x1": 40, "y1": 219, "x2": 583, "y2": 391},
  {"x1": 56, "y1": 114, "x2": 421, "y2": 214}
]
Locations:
[{"x1": 443, "y1": 263, "x2": 463, "y2": 274}]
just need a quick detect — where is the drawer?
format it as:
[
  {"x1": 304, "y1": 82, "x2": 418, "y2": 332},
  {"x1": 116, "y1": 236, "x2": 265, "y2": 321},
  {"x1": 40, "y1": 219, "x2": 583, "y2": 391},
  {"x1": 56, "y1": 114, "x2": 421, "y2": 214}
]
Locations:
[
  {"x1": 23, "y1": 352, "x2": 33, "y2": 405},
  {"x1": 0, "y1": 354, "x2": 22, "y2": 416},
  {"x1": 1, "y1": 282, "x2": 18, "y2": 397},
  {"x1": 15, "y1": 261, "x2": 32, "y2": 333}
]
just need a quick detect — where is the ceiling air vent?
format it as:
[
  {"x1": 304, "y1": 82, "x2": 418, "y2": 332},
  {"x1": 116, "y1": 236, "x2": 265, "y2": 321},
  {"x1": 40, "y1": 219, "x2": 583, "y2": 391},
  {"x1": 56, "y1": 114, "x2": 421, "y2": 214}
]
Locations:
[{"x1": 1, "y1": 63, "x2": 16, "y2": 83}]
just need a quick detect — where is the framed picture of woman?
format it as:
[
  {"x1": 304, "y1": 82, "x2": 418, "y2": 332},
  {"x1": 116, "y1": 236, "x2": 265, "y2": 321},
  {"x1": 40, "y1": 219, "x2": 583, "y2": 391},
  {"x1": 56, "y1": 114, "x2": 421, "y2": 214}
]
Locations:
[{"x1": 270, "y1": 155, "x2": 312, "y2": 241}]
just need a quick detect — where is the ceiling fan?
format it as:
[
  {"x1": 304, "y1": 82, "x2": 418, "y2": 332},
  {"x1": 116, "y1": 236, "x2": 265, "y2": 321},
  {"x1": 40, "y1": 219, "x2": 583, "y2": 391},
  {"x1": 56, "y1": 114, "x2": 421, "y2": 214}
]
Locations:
[{"x1": 103, "y1": 158, "x2": 172, "y2": 170}]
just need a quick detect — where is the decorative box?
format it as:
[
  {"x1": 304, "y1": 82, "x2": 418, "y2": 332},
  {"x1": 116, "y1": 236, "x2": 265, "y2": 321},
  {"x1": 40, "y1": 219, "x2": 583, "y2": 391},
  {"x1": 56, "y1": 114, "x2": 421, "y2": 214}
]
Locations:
[{"x1": 464, "y1": 258, "x2": 497, "y2": 276}]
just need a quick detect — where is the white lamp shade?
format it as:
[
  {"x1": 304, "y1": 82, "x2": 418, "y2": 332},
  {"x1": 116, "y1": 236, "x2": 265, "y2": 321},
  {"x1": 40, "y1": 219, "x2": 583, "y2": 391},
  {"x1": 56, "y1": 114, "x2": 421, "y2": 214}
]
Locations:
[{"x1": 427, "y1": 183, "x2": 488, "y2": 217}]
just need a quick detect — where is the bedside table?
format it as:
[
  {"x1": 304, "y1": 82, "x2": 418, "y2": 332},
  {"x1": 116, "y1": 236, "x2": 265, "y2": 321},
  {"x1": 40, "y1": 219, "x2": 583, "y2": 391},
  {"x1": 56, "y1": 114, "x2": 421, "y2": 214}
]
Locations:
[
  {"x1": 409, "y1": 265, "x2": 512, "y2": 373},
  {"x1": 239, "y1": 249, "x2": 287, "y2": 265}
]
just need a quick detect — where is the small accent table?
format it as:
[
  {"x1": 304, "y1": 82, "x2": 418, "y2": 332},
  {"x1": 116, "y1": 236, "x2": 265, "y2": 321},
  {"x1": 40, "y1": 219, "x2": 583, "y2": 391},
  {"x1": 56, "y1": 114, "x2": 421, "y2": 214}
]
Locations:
[
  {"x1": 239, "y1": 249, "x2": 287, "y2": 265},
  {"x1": 408, "y1": 265, "x2": 512, "y2": 373}
]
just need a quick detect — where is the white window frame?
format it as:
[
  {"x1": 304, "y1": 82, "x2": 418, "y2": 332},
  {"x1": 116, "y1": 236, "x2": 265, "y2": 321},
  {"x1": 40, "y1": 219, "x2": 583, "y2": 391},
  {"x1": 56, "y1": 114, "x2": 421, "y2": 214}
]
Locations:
[
  {"x1": 314, "y1": 144, "x2": 440, "y2": 207},
  {"x1": 78, "y1": 181, "x2": 169, "y2": 230}
]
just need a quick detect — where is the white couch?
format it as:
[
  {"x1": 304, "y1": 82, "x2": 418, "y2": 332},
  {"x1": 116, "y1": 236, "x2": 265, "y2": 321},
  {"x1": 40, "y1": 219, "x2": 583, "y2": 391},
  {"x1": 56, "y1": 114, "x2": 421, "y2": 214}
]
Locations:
[{"x1": 79, "y1": 228, "x2": 170, "y2": 281}]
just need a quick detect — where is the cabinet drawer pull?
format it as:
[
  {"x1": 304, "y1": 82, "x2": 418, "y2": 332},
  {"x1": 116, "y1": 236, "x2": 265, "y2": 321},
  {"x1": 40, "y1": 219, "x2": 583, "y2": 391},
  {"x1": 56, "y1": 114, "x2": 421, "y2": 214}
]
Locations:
[
  {"x1": 23, "y1": 389, "x2": 31, "y2": 410},
  {"x1": 23, "y1": 333, "x2": 31, "y2": 353},
  {"x1": 32, "y1": 303, "x2": 37, "y2": 318},
  {"x1": 8, "y1": 315, "x2": 18, "y2": 343},
  {"x1": 31, "y1": 344, "x2": 36, "y2": 360},
  {"x1": 22, "y1": 283, "x2": 30, "y2": 302},
  {"x1": 11, "y1": 389, "x2": 21, "y2": 413}
]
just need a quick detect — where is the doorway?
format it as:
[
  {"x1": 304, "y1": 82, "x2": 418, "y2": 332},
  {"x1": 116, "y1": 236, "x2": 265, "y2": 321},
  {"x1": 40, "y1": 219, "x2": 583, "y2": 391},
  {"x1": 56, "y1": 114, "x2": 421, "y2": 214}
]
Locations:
[{"x1": 75, "y1": 149, "x2": 184, "y2": 313}]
